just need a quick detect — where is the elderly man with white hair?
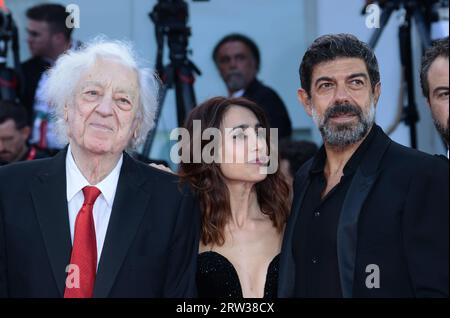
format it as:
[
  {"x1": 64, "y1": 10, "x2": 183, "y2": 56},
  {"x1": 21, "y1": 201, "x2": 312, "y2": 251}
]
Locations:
[{"x1": 0, "y1": 39, "x2": 200, "y2": 298}]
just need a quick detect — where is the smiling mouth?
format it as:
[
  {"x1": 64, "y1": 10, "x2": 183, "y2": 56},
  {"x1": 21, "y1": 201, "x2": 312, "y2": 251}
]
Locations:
[{"x1": 90, "y1": 123, "x2": 113, "y2": 132}]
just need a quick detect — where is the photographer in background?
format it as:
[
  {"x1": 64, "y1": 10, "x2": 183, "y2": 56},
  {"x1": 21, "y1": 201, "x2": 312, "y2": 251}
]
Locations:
[{"x1": 0, "y1": 100, "x2": 50, "y2": 166}]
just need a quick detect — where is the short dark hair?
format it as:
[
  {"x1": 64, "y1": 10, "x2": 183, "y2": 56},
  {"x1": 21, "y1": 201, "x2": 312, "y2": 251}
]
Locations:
[
  {"x1": 279, "y1": 139, "x2": 318, "y2": 176},
  {"x1": 300, "y1": 33, "x2": 380, "y2": 96},
  {"x1": 420, "y1": 36, "x2": 449, "y2": 100},
  {"x1": 26, "y1": 3, "x2": 73, "y2": 40},
  {"x1": 0, "y1": 101, "x2": 29, "y2": 130},
  {"x1": 212, "y1": 33, "x2": 261, "y2": 71}
]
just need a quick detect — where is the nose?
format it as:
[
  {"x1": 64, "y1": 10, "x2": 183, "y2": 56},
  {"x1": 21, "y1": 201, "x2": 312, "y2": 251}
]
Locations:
[
  {"x1": 334, "y1": 83, "x2": 352, "y2": 105},
  {"x1": 228, "y1": 57, "x2": 238, "y2": 70},
  {"x1": 248, "y1": 129, "x2": 266, "y2": 154},
  {"x1": 95, "y1": 95, "x2": 114, "y2": 117}
]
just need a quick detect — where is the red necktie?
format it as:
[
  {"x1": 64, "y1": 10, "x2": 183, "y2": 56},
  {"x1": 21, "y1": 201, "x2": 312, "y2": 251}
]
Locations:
[{"x1": 64, "y1": 186, "x2": 101, "y2": 298}]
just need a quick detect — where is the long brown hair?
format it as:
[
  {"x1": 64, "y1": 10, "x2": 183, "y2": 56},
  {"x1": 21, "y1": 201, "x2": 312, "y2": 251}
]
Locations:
[{"x1": 179, "y1": 97, "x2": 290, "y2": 246}]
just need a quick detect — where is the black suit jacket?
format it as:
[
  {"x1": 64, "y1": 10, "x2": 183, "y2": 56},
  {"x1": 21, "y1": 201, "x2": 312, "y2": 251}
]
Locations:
[
  {"x1": 278, "y1": 125, "x2": 449, "y2": 298},
  {"x1": 244, "y1": 79, "x2": 292, "y2": 139},
  {"x1": 20, "y1": 57, "x2": 51, "y2": 123},
  {"x1": 0, "y1": 148, "x2": 200, "y2": 298}
]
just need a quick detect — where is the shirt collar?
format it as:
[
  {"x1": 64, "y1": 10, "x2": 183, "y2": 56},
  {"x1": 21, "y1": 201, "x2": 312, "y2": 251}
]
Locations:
[
  {"x1": 231, "y1": 89, "x2": 245, "y2": 98},
  {"x1": 66, "y1": 144, "x2": 123, "y2": 207}
]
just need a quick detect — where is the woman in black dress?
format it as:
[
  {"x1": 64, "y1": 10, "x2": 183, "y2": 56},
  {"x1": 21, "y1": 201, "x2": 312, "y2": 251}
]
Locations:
[{"x1": 179, "y1": 97, "x2": 290, "y2": 298}]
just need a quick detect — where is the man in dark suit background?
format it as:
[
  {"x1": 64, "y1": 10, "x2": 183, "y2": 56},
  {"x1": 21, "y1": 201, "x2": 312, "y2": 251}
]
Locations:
[
  {"x1": 278, "y1": 34, "x2": 448, "y2": 298},
  {"x1": 213, "y1": 33, "x2": 292, "y2": 140},
  {"x1": 0, "y1": 39, "x2": 200, "y2": 298}
]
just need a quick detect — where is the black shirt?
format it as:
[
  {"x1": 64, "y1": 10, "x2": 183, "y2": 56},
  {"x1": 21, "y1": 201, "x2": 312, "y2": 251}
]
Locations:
[{"x1": 292, "y1": 126, "x2": 376, "y2": 298}]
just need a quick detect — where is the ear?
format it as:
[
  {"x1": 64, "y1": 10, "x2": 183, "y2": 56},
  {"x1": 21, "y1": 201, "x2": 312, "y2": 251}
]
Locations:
[
  {"x1": 20, "y1": 126, "x2": 31, "y2": 141},
  {"x1": 373, "y1": 82, "x2": 381, "y2": 107},
  {"x1": 298, "y1": 88, "x2": 313, "y2": 117},
  {"x1": 133, "y1": 120, "x2": 140, "y2": 140},
  {"x1": 52, "y1": 32, "x2": 66, "y2": 45}
]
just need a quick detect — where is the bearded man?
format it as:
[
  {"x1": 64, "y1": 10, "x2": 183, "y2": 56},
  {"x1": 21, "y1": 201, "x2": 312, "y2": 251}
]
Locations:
[{"x1": 278, "y1": 34, "x2": 448, "y2": 298}]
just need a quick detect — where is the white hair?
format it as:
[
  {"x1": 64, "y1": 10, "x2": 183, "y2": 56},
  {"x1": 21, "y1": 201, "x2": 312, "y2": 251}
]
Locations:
[{"x1": 45, "y1": 37, "x2": 160, "y2": 150}]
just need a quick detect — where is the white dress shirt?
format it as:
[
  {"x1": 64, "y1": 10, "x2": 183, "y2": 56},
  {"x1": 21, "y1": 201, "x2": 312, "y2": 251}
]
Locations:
[
  {"x1": 231, "y1": 88, "x2": 245, "y2": 98},
  {"x1": 66, "y1": 145, "x2": 123, "y2": 267}
]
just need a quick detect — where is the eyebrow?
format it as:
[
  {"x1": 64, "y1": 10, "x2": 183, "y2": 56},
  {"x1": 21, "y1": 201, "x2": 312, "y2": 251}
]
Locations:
[
  {"x1": 80, "y1": 81, "x2": 134, "y2": 95},
  {"x1": 80, "y1": 81, "x2": 103, "y2": 89},
  {"x1": 229, "y1": 123, "x2": 262, "y2": 133},
  {"x1": 347, "y1": 73, "x2": 369, "y2": 80},
  {"x1": 432, "y1": 86, "x2": 449, "y2": 95},
  {"x1": 315, "y1": 73, "x2": 369, "y2": 86}
]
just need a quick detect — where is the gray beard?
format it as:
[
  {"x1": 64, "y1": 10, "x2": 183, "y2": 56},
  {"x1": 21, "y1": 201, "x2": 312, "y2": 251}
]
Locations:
[
  {"x1": 225, "y1": 72, "x2": 246, "y2": 92},
  {"x1": 313, "y1": 102, "x2": 376, "y2": 149}
]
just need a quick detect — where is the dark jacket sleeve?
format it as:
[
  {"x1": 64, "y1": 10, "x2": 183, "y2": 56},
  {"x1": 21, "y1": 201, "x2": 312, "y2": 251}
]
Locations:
[
  {"x1": 402, "y1": 158, "x2": 449, "y2": 297},
  {"x1": 163, "y1": 185, "x2": 201, "y2": 297},
  {"x1": 0, "y1": 191, "x2": 8, "y2": 297},
  {"x1": 260, "y1": 91, "x2": 292, "y2": 139}
]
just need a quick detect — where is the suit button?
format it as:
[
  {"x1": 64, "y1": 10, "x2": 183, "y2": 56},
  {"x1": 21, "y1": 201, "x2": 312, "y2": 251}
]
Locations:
[
  {"x1": 312, "y1": 257, "x2": 319, "y2": 264},
  {"x1": 314, "y1": 211, "x2": 320, "y2": 217}
]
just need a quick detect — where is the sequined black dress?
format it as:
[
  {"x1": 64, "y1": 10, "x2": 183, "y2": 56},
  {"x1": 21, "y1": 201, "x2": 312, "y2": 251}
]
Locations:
[{"x1": 196, "y1": 251, "x2": 279, "y2": 298}]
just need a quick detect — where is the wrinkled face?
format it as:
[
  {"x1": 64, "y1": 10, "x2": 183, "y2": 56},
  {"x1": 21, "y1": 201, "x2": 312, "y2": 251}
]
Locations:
[
  {"x1": 427, "y1": 56, "x2": 449, "y2": 145},
  {"x1": 26, "y1": 19, "x2": 54, "y2": 58},
  {"x1": 219, "y1": 106, "x2": 268, "y2": 184},
  {"x1": 0, "y1": 119, "x2": 30, "y2": 163},
  {"x1": 215, "y1": 41, "x2": 257, "y2": 93},
  {"x1": 298, "y1": 57, "x2": 380, "y2": 148},
  {"x1": 66, "y1": 58, "x2": 140, "y2": 157}
]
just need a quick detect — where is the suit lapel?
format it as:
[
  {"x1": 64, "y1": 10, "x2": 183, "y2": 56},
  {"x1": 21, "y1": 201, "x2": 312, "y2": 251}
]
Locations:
[
  {"x1": 31, "y1": 149, "x2": 72, "y2": 297},
  {"x1": 93, "y1": 153, "x2": 152, "y2": 298},
  {"x1": 337, "y1": 126, "x2": 391, "y2": 298},
  {"x1": 278, "y1": 160, "x2": 313, "y2": 297}
]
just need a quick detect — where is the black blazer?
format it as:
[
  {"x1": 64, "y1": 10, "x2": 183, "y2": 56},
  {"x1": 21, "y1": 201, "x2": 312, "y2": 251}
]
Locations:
[
  {"x1": 244, "y1": 79, "x2": 292, "y2": 139},
  {"x1": 278, "y1": 125, "x2": 449, "y2": 298},
  {"x1": 0, "y1": 148, "x2": 200, "y2": 298}
]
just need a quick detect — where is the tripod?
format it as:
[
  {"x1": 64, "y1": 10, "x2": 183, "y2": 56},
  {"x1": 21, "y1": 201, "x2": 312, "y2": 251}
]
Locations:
[
  {"x1": 142, "y1": 0, "x2": 201, "y2": 157},
  {"x1": 368, "y1": 0, "x2": 432, "y2": 149},
  {"x1": 0, "y1": 7, "x2": 23, "y2": 101}
]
